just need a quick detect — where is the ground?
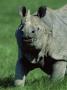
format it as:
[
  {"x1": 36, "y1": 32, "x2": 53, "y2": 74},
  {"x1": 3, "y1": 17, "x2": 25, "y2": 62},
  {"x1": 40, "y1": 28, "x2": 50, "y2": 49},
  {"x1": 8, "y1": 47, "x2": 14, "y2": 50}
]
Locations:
[{"x1": 0, "y1": 0, "x2": 67, "y2": 90}]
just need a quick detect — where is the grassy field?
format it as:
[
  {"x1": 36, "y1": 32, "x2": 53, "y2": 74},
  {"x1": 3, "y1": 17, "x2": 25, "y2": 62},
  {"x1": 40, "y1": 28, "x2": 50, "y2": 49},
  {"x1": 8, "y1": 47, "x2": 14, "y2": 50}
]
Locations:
[{"x1": 0, "y1": 0, "x2": 67, "y2": 90}]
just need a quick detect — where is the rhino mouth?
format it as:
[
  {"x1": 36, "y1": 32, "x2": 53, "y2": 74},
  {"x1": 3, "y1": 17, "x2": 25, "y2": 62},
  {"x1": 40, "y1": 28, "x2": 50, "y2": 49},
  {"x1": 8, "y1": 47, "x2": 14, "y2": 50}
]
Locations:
[{"x1": 23, "y1": 37, "x2": 33, "y2": 43}]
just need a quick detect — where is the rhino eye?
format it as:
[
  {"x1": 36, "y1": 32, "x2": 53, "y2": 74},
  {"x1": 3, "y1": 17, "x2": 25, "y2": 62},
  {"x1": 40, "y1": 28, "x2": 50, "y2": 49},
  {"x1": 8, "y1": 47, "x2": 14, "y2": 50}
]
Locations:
[{"x1": 32, "y1": 30, "x2": 35, "y2": 33}]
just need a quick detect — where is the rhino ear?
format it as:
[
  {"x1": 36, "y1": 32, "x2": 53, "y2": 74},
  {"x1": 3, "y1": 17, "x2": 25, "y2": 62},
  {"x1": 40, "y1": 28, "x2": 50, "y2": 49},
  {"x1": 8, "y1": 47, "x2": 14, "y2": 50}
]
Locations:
[
  {"x1": 19, "y1": 6, "x2": 26, "y2": 17},
  {"x1": 37, "y1": 6, "x2": 47, "y2": 18}
]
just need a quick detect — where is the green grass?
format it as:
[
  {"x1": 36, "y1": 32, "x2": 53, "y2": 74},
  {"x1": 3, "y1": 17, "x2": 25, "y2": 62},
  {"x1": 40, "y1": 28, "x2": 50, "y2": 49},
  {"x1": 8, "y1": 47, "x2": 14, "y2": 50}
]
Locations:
[{"x1": 0, "y1": 0, "x2": 67, "y2": 90}]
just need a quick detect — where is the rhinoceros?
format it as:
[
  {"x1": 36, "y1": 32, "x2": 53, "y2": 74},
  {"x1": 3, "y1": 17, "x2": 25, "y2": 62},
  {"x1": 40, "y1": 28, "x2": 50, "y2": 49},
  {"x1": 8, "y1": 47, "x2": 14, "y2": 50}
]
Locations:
[{"x1": 15, "y1": 5, "x2": 67, "y2": 86}]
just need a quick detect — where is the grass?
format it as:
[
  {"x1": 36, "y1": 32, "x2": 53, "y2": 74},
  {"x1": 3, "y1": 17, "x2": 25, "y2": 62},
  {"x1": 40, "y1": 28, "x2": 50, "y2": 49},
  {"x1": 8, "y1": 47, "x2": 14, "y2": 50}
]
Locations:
[{"x1": 0, "y1": 0, "x2": 67, "y2": 90}]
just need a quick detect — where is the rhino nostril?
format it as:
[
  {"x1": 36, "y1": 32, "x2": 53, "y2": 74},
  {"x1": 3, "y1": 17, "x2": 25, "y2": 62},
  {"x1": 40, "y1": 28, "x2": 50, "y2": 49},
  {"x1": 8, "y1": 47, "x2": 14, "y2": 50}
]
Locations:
[{"x1": 32, "y1": 30, "x2": 35, "y2": 33}]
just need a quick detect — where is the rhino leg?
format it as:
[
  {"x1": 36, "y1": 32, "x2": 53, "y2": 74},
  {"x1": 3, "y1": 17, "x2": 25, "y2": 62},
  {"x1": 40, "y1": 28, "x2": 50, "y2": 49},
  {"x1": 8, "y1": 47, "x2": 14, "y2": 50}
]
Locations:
[
  {"x1": 65, "y1": 62, "x2": 67, "y2": 74},
  {"x1": 51, "y1": 61, "x2": 66, "y2": 81}
]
